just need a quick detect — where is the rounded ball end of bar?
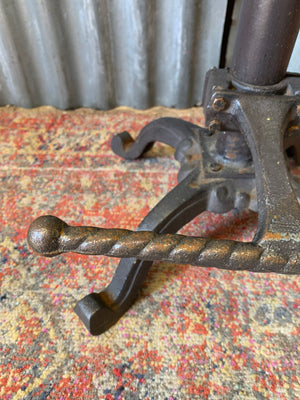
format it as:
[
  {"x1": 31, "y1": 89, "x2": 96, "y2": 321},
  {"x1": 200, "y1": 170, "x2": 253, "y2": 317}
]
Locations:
[{"x1": 27, "y1": 215, "x2": 68, "y2": 256}]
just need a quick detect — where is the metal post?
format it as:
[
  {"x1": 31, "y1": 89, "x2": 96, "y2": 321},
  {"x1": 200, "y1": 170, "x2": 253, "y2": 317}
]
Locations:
[{"x1": 230, "y1": 0, "x2": 300, "y2": 86}]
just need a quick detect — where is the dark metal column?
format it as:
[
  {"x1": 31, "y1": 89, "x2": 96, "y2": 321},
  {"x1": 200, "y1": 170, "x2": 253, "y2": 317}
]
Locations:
[{"x1": 230, "y1": 0, "x2": 300, "y2": 86}]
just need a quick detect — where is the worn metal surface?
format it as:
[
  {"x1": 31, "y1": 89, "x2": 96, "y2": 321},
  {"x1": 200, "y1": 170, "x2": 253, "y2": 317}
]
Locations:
[
  {"x1": 204, "y1": 69, "x2": 300, "y2": 254},
  {"x1": 0, "y1": 0, "x2": 227, "y2": 109}
]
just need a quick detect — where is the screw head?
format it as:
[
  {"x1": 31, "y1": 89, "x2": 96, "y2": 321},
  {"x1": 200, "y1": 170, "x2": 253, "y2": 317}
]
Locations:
[{"x1": 212, "y1": 97, "x2": 228, "y2": 112}]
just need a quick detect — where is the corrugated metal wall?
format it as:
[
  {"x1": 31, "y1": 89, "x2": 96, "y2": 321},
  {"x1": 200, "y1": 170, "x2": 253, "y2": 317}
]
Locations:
[
  {"x1": 0, "y1": 0, "x2": 227, "y2": 110},
  {"x1": 0, "y1": 0, "x2": 299, "y2": 110}
]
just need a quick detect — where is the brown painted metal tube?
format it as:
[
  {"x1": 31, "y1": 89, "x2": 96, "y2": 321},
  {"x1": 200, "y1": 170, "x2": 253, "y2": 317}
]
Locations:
[{"x1": 230, "y1": 0, "x2": 300, "y2": 86}]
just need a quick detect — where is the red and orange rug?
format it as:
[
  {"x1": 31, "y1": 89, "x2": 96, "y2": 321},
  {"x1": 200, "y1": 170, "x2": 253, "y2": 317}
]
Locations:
[{"x1": 0, "y1": 106, "x2": 299, "y2": 399}]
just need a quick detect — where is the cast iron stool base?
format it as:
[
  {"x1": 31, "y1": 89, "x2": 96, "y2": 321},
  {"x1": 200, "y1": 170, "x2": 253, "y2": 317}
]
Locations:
[{"x1": 28, "y1": 69, "x2": 300, "y2": 335}]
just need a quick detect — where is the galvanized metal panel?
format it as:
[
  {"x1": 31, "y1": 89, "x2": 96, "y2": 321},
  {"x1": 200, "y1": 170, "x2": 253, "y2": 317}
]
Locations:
[{"x1": 0, "y1": 0, "x2": 227, "y2": 109}]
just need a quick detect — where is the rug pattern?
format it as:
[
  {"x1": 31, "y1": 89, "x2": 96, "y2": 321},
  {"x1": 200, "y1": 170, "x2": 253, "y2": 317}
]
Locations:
[{"x1": 0, "y1": 106, "x2": 299, "y2": 399}]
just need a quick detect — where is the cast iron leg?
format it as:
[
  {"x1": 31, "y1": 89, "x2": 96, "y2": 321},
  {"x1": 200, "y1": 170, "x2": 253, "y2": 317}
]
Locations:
[{"x1": 74, "y1": 167, "x2": 224, "y2": 335}]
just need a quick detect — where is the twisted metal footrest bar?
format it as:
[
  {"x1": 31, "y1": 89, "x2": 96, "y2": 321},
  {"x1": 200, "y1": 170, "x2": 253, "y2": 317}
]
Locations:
[{"x1": 27, "y1": 215, "x2": 298, "y2": 275}]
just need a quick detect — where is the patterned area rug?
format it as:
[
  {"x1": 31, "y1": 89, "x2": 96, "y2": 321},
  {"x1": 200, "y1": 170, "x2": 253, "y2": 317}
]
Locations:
[{"x1": 0, "y1": 106, "x2": 299, "y2": 399}]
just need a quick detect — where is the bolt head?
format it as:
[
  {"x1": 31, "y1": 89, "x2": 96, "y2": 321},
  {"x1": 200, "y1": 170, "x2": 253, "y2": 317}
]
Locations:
[{"x1": 212, "y1": 97, "x2": 228, "y2": 112}]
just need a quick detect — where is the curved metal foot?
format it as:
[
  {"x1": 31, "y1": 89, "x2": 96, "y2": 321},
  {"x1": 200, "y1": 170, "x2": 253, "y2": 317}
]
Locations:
[
  {"x1": 111, "y1": 117, "x2": 202, "y2": 160},
  {"x1": 111, "y1": 117, "x2": 206, "y2": 182},
  {"x1": 74, "y1": 168, "x2": 220, "y2": 334}
]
